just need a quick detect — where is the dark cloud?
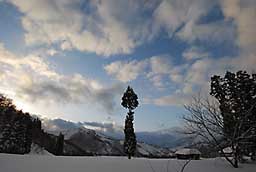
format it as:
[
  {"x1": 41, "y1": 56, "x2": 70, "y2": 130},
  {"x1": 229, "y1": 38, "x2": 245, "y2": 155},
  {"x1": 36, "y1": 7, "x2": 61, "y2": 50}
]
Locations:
[{"x1": 17, "y1": 75, "x2": 124, "y2": 114}]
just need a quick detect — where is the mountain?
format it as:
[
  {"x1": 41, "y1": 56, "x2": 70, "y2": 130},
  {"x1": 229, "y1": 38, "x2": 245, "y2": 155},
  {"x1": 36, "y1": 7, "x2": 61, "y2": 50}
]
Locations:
[
  {"x1": 42, "y1": 118, "x2": 191, "y2": 148},
  {"x1": 0, "y1": 94, "x2": 188, "y2": 157},
  {"x1": 47, "y1": 126, "x2": 173, "y2": 158}
]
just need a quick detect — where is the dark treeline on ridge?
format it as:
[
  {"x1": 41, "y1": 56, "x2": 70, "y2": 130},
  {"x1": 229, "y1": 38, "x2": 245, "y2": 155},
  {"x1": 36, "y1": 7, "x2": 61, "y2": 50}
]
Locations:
[{"x1": 0, "y1": 94, "x2": 64, "y2": 155}]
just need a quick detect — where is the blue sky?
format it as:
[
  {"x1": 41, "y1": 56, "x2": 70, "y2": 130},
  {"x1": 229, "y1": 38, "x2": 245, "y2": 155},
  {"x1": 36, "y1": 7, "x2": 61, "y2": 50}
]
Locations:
[{"x1": 0, "y1": 0, "x2": 255, "y2": 132}]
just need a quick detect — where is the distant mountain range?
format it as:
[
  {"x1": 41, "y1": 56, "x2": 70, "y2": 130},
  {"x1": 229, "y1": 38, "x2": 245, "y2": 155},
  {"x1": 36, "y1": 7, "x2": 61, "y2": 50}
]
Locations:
[
  {"x1": 50, "y1": 126, "x2": 173, "y2": 157},
  {"x1": 42, "y1": 118, "x2": 194, "y2": 151}
]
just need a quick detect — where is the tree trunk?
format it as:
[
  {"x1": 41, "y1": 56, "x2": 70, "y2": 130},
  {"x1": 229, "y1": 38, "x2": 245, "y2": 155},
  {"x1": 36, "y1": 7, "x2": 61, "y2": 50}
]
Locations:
[
  {"x1": 233, "y1": 145, "x2": 239, "y2": 168},
  {"x1": 251, "y1": 151, "x2": 256, "y2": 161},
  {"x1": 128, "y1": 154, "x2": 131, "y2": 159}
]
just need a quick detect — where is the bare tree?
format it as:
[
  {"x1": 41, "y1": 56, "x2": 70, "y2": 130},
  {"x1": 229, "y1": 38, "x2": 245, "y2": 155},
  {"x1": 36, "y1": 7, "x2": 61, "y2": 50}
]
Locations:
[{"x1": 182, "y1": 93, "x2": 256, "y2": 168}]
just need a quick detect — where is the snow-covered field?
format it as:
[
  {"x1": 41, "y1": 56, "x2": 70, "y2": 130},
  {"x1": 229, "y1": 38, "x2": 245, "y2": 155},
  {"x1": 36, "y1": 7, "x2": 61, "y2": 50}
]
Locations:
[{"x1": 0, "y1": 153, "x2": 255, "y2": 172}]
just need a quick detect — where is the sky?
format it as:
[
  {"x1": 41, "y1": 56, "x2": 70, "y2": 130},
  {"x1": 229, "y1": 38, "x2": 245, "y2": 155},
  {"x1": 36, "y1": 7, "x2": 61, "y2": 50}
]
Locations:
[{"x1": 0, "y1": 0, "x2": 255, "y2": 132}]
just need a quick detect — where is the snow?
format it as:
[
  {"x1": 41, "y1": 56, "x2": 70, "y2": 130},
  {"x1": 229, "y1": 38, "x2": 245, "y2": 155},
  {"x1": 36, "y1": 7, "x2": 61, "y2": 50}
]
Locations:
[
  {"x1": 0, "y1": 154, "x2": 255, "y2": 172},
  {"x1": 137, "y1": 142, "x2": 167, "y2": 156},
  {"x1": 222, "y1": 147, "x2": 233, "y2": 154},
  {"x1": 175, "y1": 148, "x2": 201, "y2": 155},
  {"x1": 29, "y1": 143, "x2": 53, "y2": 156}
]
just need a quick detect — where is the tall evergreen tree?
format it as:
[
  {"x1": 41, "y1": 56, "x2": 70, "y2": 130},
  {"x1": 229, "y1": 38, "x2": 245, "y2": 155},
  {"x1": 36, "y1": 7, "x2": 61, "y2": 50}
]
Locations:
[
  {"x1": 55, "y1": 132, "x2": 64, "y2": 155},
  {"x1": 211, "y1": 71, "x2": 256, "y2": 165},
  {"x1": 121, "y1": 86, "x2": 139, "y2": 159}
]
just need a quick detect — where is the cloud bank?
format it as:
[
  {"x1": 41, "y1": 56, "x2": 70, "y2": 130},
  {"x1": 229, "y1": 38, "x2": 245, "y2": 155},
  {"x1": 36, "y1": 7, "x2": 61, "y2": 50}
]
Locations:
[
  {"x1": 3, "y1": 0, "x2": 256, "y2": 108},
  {"x1": 0, "y1": 43, "x2": 123, "y2": 113}
]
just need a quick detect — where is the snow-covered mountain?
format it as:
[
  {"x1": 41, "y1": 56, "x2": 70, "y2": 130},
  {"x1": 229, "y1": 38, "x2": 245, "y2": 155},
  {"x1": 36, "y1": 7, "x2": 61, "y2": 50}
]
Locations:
[
  {"x1": 47, "y1": 126, "x2": 173, "y2": 157},
  {"x1": 42, "y1": 118, "x2": 191, "y2": 149}
]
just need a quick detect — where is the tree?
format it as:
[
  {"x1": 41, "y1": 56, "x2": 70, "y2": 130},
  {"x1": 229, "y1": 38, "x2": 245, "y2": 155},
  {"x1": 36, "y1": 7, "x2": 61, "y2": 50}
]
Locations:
[
  {"x1": 211, "y1": 71, "x2": 256, "y2": 163},
  {"x1": 183, "y1": 70, "x2": 256, "y2": 168},
  {"x1": 121, "y1": 86, "x2": 139, "y2": 159},
  {"x1": 0, "y1": 94, "x2": 33, "y2": 154},
  {"x1": 183, "y1": 94, "x2": 237, "y2": 167},
  {"x1": 55, "y1": 132, "x2": 64, "y2": 155}
]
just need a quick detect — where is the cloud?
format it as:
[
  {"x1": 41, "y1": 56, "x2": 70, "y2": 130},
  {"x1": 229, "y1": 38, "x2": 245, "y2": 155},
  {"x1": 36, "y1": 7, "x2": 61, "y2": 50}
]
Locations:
[
  {"x1": 149, "y1": 56, "x2": 172, "y2": 75},
  {"x1": 151, "y1": 54, "x2": 256, "y2": 106},
  {"x1": 3, "y1": 0, "x2": 255, "y2": 109},
  {"x1": 104, "y1": 49, "x2": 255, "y2": 107},
  {"x1": 0, "y1": 43, "x2": 123, "y2": 113},
  {"x1": 220, "y1": 0, "x2": 256, "y2": 54},
  {"x1": 42, "y1": 118, "x2": 83, "y2": 131},
  {"x1": 7, "y1": 0, "x2": 239, "y2": 57},
  {"x1": 182, "y1": 46, "x2": 209, "y2": 60},
  {"x1": 148, "y1": 75, "x2": 166, "y2": 90},
  {"x1": 41, "y1": 118, "x2": 123, "y2": 138},
  {"x1": 8, "y1": 0, "x2": 157, "y2": 56},
  {"x1": 152, "y1": 0, "x2": 233, "y2": 43},
  {"x1": 46, "y1": 49, "x2": 58, "y2": 56},
  {"x1": 82, "y1": 121, "x2": 122, "y2": 133},
  {"x1": 152, "y1": 94, "x2": 192, "y2": 106},
  {"x1": 118, "y1": 0, "x2": 256, "y2": 107},
  {"x1": 177, "y1": 20, "x2": 236, "y2": 43},
  {"x1": 146, "y1": 56, "x2": 173, "y2": 90},
  {"x1": 104, "y1": 60, "x2": 148, "y2": 82},
  {"x1": 105, "y1": 55, "x2": 174, "y2": 83}
]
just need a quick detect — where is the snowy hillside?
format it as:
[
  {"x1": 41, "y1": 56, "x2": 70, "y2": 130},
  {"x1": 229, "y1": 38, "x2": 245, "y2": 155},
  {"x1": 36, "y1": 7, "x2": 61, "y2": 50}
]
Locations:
[
  {"x1": 1, "y1": 153, "x2": 256, "y2": 172},
  {"x1": 53, "y1": 127, "x2": 172, "y2": 157},
  {"x1": 42, "y1": 118, "x2": 191, "y2": 148},
  {"x1": 29, "y1": 143, "x2": 53, "y2": 156}
]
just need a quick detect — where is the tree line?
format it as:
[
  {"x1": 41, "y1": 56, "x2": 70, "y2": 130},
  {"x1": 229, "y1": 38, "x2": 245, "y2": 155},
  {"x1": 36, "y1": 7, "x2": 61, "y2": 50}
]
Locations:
[{"x1": 0, "y1": 94, "x2": 64, "y2": 155}]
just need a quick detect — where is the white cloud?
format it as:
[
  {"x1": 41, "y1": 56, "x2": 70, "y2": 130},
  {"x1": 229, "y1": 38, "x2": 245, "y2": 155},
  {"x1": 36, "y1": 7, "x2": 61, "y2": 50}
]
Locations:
[
  {"x1": 150, "y1": 54, "x2": 256, "y2": 106},
  {"x1": 182, "y1": 46, "x2": 209, "y2": 60},
  {"x1": 0, "y1": 43, "x2": 123, "y2": 113},
  {"x1": 153, "y1": 94, "x2": 191, "y2": 106},
  {"x1": 149, "y1": 56, "x2": 172, "y2": 75},
  {"x1": 177, "y1": 20, "x2": 236, "y2": 43},
  {"x1": 152, "y1": 0, "x2": 236, "y2": 44},
  {"x1": 104, "y1": 60, "x2": 148, "y2": 83},
  {"x1": 4, "y1": 0, "x2": 255, "y2": 108},
  {"x1": 148, "y1": 75, "x2": 166, "y2": 90},
  {"x1": 46, "y1": 49, "x2": 58, "y2": 56},
  {"x1": 105, "y1": 44, "x2": 255, "y2": 106},
  {"x1": 60, "y1": 41, "x2": 72, "y2": 51},
  {"x1": 144, "y1": 0, "x2": 256, "y2": 107},
  {"x1": 104, "y1": 55, "x2": 173, "y2": 86},
  {"x1": 8, "y1": 0, "x2": 156, "y2": 56},
  {"x1": 7, "y1": 0, "x2": 239, "y2": 56},
  {"x1": 220, "y1": 0, "x2": 256, "y2": 54}
]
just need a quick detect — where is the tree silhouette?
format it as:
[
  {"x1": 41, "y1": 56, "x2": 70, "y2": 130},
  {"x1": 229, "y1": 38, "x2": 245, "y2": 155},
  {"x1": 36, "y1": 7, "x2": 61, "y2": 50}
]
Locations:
[
  {"x1": 0, "y1": 94, "x2": 33, "y2": 154},
  {"x1": 55, "y1": 132, "x2": 64, "y2": 155},
  {"x1": 121, "y1": 86, "x2": 138, "y2": 159},
  {"x1": 183, "y1": 71, "x2": 256, "y2": 168},
  {"x1": 211, "y1": 70, "x2": 256, "y2": 167}
]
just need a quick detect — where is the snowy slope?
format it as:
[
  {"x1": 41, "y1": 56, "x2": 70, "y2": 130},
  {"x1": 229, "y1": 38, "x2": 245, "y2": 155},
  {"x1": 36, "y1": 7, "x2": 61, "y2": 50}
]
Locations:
[
  {"x1": 29, "y1": 143, "x2": 53, "y2": 156},
  {"x1": 47, "y1": 127, "x2": 172, "y2": 157},
  {"x1": 42, "y1": 118, "x2": 190, "y2": 148},
  {"x1": 1, "y1": 154, "x2": 256, "y2": 172},
  {"x1": 137, "y1": 142, "x2": 171, "y2": 157}
]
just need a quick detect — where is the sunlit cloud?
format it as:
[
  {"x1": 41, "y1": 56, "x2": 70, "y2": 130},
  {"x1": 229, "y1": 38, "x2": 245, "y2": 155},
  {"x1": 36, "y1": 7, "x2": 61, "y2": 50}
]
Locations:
[{"x1": 0, "y1": 42, "x2": 123, "y2": 114}]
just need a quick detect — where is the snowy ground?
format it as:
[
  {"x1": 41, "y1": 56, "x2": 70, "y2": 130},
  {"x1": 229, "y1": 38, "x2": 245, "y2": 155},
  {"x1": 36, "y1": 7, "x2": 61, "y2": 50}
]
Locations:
[{"x1": 0, "y1": 153, "x2": 256, "y2": 172}]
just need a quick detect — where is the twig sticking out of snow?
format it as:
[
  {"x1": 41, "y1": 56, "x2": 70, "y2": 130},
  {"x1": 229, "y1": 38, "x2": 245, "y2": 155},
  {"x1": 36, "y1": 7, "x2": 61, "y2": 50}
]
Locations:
[{"x1": 180, "y1": 159, "x2": 191, "y2": 172}]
